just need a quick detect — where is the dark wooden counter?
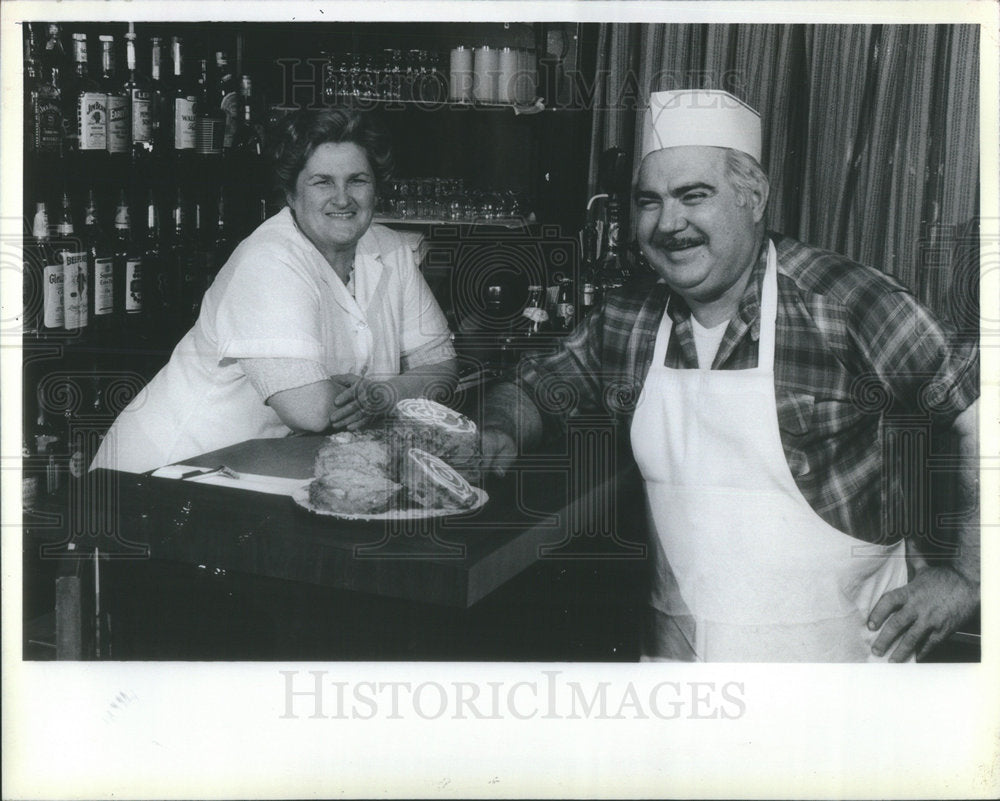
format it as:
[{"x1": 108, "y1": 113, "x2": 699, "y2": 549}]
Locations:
[{"x1": 26, "y1": 428, "x2": 651, "y2": 660}]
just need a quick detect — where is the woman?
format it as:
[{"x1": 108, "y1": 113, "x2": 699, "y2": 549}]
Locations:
[{"x1": 92, "y1": 108, "x2": 458, "y2": 474}]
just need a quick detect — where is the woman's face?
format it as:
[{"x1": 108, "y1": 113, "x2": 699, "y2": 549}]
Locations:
[{"x1": 286, "y1": 141, "x2": 377, "y2": 260}]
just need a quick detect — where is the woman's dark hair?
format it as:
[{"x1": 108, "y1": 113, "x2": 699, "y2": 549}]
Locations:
[{"x1": 269, "y1": 108, "x2": 394, "y2": 197}]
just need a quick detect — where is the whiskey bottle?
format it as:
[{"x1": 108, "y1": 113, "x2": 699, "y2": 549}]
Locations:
[
  {"x1": 196, "y1": 56, "x2": 224, "y2": 157},
  {"x1": 124, "y1": 26, "x2": 153, "y2": 158},
  {"x1": 168, "y1": 188, "x2": 200, "y2": 333},
  {"x1": 55, "y1": 190, "x2": 89, "y2": 337},
  {"x1": 99, "y1": 34, "x2": 129, "y2": 157},
  {"x1": 41, "y1": 24, "x2": 75, "y2": 154},
  {"x1": 215, "y1": 50, "x2": 239, "y2": 150},
  {"x1": 83, "y1": 189, "x2": 116, "y2": 334},
  {"x1": 25, "y1": 202, "x2": 56, "y2": 338},
  {"x1": 70, "y1": 33, "x2": 107, "y2": 154},
  {"x1": 30, "y1": 60, "x2": 64, "y2": 156},
  {"x1": 115, "y1": 191, "x2": 144, "y2": 336},
  {"x1": 142, "y1": 190, "x2": 167, "y2": 339},
  {"x1": 149, "y1": 36, "x2": 170, "y2": 157},
  {"x1": 212, "y1": 190, "x2": 234, "y2": 282},
  {"x1": 171, "y1": 37, "x2": 198, "y2": 153}
]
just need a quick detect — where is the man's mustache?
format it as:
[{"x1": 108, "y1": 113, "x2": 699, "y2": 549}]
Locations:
[{"x1": 651, "y1": 236, "x2": 707, "y2": 251}]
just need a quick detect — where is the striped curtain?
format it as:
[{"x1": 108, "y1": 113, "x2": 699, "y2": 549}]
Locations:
[{"x1": 586, "y1": 23, "x2": 980, "y2": 319}]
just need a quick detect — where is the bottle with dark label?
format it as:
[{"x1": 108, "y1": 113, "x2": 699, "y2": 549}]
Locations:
[
  {"x1": 215, "y1": 51, "x2": 239, "y2": 150},
  {"x1": 520, "y1": 284, "x2": 550, "y2": 337},
  {"x1": 99, "y1": 34, "x2": 129, "y2": 156},
  {"x1": 41, "y1": 24, "x2": 76, "y2": 154},
  {"x1": 232, "y1": 75, "x2": 264, "y2": 157},
  {"x1": 24, "y1": 202, "x2": 55, "y2": 338},
  {"x1": 169, "y1": 187, "x2": 200, "y2": 333},
  {"x1": 35, "y1": 406, "x2": 67, "y2": 497},
  {"x1": 212, "y1": 189, "x2": 234, "y2": 283},
  {"x1": 580, "y1": 220, "x2": 600, "y2": 316},
  {"x1": 142, "y1": 190, "x2": 166, "y2": 339},
  {"x1": 149, "y1": 36, "x2": 170, "y2": 157},
  {"x1": 70, "y1": 33, "x2": 107, "y2": 154},
  {"x1": 124, "y1": 26, "x2": 152, "y2": 158},
  {"x1": 83, "y1": 188, "x2": 115, "y2": 334},
  {"x1": 554, "y1": 278, "x2": 576, "y2": 332},
  {"x1": 594, "y1": 199, "x2": 628, "y2": 298},
  {"x1": 54, "y1": 190, "x2": 88, "y2": 337},
  {"x1": 171, "y1": 37, "x2": 198, "y2": 153},
  {"x1": 196, "y1": 57, "x2": 225, "y2": 156},
  {"x1": 30, "y1": 60, "x2": 64, "y2": 156},
  {"x1": 27, "y1": 24, "x2": 64, "y2": 156},
  {"x1": 113, "y1": 190, "x2": 142, "y2": 334}
]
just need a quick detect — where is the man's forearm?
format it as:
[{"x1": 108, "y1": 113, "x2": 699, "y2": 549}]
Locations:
[
  {"x1": 386, "y1": 358, "x2": 459, "y2": 404},
  {"x1": 482, "y1": 381, "x2": 545, "y2": 451},
  {"x1": 950, "y1": 400, "x2": 980, "y2": 586}
]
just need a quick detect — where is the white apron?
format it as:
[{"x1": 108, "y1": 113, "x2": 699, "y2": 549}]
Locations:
[{"x1": 630, "y1": 242, "x2": 908, "y2": 662}]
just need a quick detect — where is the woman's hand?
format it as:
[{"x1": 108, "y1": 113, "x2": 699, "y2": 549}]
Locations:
[{"x1": 327, "y1": 374, "x2": 388, "y2": 431}]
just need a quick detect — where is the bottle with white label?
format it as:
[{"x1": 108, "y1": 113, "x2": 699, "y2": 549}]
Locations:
[
  {"x1": 26, "y1": 202, "x2": 60, "y2": 338},
  {"x1": 83, "y1": 189, "x2": 115, "y2": 335},
  {"x1": 55, "y1": 191, "x2": 89, "y2": 337},
  {"x1": 171, "y1": 37, "x2": 198, "y2": 153},
  {"x1": 99, "y1": 34, "x2": 128, "y2": 156},
  {"x1": 70, "y1": 33, "x2": 107, "y2": 154},
  {"x1": 124, "y1": 26, "x2": 152, "y2": 158},
  {"x1": 115, "y1": 190, "x2": 143, "y2": 336}
]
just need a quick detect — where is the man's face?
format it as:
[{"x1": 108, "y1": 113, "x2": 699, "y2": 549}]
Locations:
[{"x1": 635, "y1": 146, "x2": 766, "y2": 311}]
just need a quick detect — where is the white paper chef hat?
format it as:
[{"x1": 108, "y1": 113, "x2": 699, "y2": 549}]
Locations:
[{"x1": 640, "y1": 89, "x2": 762, "y2": 162}]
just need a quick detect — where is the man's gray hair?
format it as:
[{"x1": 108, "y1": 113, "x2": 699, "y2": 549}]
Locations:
[{"x1": 724, "y1": 149, "x2": 770, "y2": 209}]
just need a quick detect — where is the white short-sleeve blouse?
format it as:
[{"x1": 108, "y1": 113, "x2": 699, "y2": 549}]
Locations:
[{"x1": 91, "y1": 207, "x2": 454, "y2": 473}]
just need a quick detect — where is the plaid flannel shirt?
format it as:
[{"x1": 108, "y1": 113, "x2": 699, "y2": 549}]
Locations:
[{"x1": 515, "y1": 232, "x2": 980, "y2": 544}]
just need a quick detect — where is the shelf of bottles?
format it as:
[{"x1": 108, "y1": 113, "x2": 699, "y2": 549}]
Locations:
[
  {"x1": 22, "y1": 21, "x2": 273, "y2": 505},
  {"x1": 23, "y1": 22, "x2": 271, "y2": 350}
]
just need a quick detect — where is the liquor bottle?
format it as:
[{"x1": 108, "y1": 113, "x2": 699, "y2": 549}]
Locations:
[
  {"x1": 591, "y1": 198, "x2": 629, "y2": 306},
  {"x1": 192, "y1": 191, "x2": 214, "y2": 291},
  {"x1": 54, "y1": 190, "x2": 89, "y2": 337},
  {"x1": 212, "y1": 190, "x2": 234, "y2": 282},
  {"x1": 41, "y1": 24, "x2": 74, "y2": 154},
  {"x1": 171, "y1": 37, "x2": 198, "y2": 153},
  {"x1": 83, "y1": 189, "x2": 116, "y2": 335},
  {"x1": 70, "y1": 33, "x2": 107, "y2": 155},
  {"x1": 24, "y1": 24, "x2": 41, "y2": 150},
  {"x1": 168, "y1": 188, "x2": 200, "y2": 332},
  {"x1": 29, "y1": 57, "x2": 64, "y2": 156},
  {"x1": 35, "y1": 407, "x2": 67, "y2": 496},
  {"x1": 99, "y1": 35, "x2": 129, "y2": 156},
  {"x1": 124, "y1": 26, "x2": 152, "y2": 157},
  {"x1": 113, "y1": 190, "x2": 142, "y2": 334},
  {"x1": 215, "y1": 51, "x2": 239, "y2": 150},
  {"x1": 554, "y1": 278, "x2": 576, "y2": 332},
  {"x1": 41, "y1": 23, "x2": 70, "y2": 77},
  {"x1": 25, "y1": 203, "x2": 53, "y2": 338},
  {"x1": 142, "y1": 190, "x2": 166, "y2": 338},
  {"x1": 520, "y1": 284, "x2": 550, "y2": 337},
  {"x1": 580, "y1": 221, "x2": 599, "y2": 316},
  {"x1": 149, "y1": 36, "x2": 170, "y2": 156},
  {"x1": 195, "y1": 57, "x2": 224, "y2": 156},
  {"x1": 32, "y1": 202, "x2": 66, "y2": 337},
  {"x1": 232, "y1": 75, "x2": 264, "y2": 157}
]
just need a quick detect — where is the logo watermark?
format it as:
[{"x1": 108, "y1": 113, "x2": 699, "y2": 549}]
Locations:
[{"x1": 279, "y1": 669, "x2": 747, "y2": 721}]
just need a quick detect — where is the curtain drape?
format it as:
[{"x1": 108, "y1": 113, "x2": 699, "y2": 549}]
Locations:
[{"x1": 586, "y1": 23, "x2": 980, "y2": 320}]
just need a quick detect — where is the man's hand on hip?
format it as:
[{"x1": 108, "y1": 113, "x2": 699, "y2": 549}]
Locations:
[
  {"x1": 867, "y1": 566, "x2": 979, "y2": 662},
  {"x1": 480, "y1": 429, "x2": 517, "y2": 478}
]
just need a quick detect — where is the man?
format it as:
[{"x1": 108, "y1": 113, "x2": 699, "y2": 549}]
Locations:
[{"x1": 480, "y1": 90, "x2": 979, "y2": 662}]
